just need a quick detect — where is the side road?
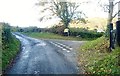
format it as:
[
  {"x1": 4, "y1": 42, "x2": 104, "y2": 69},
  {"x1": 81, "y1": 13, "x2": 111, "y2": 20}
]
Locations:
[{"x1": 5, "y1": 33, "x2": 85, "y2": 74}]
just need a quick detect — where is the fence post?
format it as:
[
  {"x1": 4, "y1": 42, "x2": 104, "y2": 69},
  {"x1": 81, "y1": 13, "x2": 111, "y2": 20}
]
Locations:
[
  {"x1": 116, "y1": 21, "x2": 120, "y2": 47},
  {"x1": 109, "y1": 23, "x2": 113, "y2": 51}
]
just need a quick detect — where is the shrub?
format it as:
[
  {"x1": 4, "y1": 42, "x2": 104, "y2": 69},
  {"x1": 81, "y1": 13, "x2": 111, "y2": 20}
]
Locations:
[
  {"x1": 2, "y1": 23, "x2": 13, "y2": 50},
  {"x1": 48, "y1": 25, "x2": 66, "y2": 35},
  {"x1": 69, "y1": 28, "x2": 103, "y2": 39}
]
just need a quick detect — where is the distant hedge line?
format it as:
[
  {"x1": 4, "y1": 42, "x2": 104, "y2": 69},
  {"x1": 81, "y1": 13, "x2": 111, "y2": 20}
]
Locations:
[
  {"x1": 69, "y1": 28, "x2": 103, "y2": 38},
  {"x1": 15, "y1": 25, "x2": 103, "y2": 39},
  {"x1": 48, "y1": 26, "x2": 103, "y2": 39}
]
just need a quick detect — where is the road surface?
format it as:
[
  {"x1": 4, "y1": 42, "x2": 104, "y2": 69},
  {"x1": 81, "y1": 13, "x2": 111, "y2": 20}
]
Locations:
[{"x1": 5, "y1": 33, "x2": 85, "y2": 74}]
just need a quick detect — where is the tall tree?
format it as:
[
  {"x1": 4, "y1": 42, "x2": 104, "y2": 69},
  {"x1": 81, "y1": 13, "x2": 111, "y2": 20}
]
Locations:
[
  {"x1": 118, "y1": 2, "x2": 120, "y2": 20},
  {"x1": 36, "y1": 0, "x2": 86, "y2": 28},
  {"x1": 99, "y1": 0, "x2": 120, "y2": 37}
]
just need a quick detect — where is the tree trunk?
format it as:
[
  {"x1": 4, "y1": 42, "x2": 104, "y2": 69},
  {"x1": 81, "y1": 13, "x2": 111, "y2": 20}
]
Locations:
[
  {"x1": 118, "y1": 2, "x2": 120, "y2": 20},
  {"x1": 105, "y1": 1, "x2": 114, "y2": 37}
]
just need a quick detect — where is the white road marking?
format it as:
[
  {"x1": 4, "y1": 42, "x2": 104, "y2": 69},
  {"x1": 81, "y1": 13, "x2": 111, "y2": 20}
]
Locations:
[
  {"x1": 36, "y1": 42, "x2": 46, "y2": 46},
  {"x1": 50, "y1": 41, "x2": 70, "y2": 52},
  {"x1": 67, "y1": 50, "x2": 70, "y2": 53},
  {"x1": 34, "y1": 71, "x2": 39, "y2": 74},
  {"x1": 22, "y1": 47, "x2": 25, "y2": 51},
  {"x1": 55, "y1": 42, "x2": 73, "y2": 50},
  {"x1": 22, "y1": 55, "x2": 29, "y2": 58},
  {"x1": 63, "y1": 48, "x2": 67, "y2": 51}
]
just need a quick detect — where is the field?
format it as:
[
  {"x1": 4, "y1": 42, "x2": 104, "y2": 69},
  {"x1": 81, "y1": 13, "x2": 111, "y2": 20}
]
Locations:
[
  {"x1": 22, "y1": 32, "x2": 90, "y2": 41},
  {"x1": 70, "y1": 17, "x2": 117, "y2": 31}
]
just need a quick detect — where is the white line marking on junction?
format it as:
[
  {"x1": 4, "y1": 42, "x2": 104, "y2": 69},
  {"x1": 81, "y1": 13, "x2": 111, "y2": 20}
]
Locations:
[
  {"x1": 36, "y1": 43, "x2": 46, "y2": 46},
  {"x1": 50, "y1": 41, "x2": 69, "y2": 51},
  {"x1": 67, "y1": 50, "x2": 70, "y2": 53},
  {"x1": 54, "y1": 42, "x2": 73, "y2": 50}
]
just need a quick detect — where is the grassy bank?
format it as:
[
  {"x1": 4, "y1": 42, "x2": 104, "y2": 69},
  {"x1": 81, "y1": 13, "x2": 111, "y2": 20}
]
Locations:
[
  {"x1": 22, "y1": 32, "x2": 93, "y2": 41},
  {"x1": 2, "y1": 24, "x2": 20, "y2": 71},
  {"x1": 2, "y1": 35, "x2": 20, "y2": 71},
  {"x1": 78, "y1": 37, "x2": 120, "y2": 74}
]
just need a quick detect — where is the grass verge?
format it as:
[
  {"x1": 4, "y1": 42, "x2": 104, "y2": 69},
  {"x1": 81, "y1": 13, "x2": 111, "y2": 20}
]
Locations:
[
  {"x1": 0, "y1": 25, "x2": 2, "y2": 74},
  {"x1": 22, "y1": 32, "x2": 93, "y2": 41},
  {"x1": 2, "y1": 35, "x2": 20, "y2": 71},
  {"x1": 78, "y1": 37, "x2": 120, "y2": 74}
]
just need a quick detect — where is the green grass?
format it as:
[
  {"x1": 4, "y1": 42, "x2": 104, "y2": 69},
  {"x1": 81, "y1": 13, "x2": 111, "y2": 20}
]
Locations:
[
  {"x1": 2, "y1": 35, "x2": 20, "y2": 71},
  {"x1": 78, "y1": 37, "x2": 120, "y2": 74},
  {"x1": 90, "y1": 47, "x2": 120, "y2": 74},
  {"x1": 22, "y1": 32, "x2": 92, "y2": 41}
]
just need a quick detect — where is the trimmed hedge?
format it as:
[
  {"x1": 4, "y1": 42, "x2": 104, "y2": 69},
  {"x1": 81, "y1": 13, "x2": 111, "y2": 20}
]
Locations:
[{"x1": 69, "y1": 28, "x2": 103, "y2": 38}]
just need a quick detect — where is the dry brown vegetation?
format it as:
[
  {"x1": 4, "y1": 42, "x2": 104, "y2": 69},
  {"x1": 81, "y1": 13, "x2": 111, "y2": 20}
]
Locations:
[{"x1": 70, "y1": 17, "x2": 117, "y2": 31}]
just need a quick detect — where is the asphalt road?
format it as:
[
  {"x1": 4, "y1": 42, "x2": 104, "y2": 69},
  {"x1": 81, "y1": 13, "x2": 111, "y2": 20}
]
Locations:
[{"x1": 6, "y1": 33, "x2": 85, "y2": 74}]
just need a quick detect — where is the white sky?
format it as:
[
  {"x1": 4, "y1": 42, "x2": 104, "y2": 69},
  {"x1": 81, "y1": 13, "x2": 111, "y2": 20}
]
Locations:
[{"x1": 0, "y1": 0, "x2": 116, "y2": 28}]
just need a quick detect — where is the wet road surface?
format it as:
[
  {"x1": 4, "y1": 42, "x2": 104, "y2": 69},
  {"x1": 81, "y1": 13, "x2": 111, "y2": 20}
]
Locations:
[{"x1": 6, "y1": 33, "x2": 84, "y2": 74}]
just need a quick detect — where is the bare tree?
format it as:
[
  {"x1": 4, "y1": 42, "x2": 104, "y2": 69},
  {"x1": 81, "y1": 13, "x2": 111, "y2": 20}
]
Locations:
[
  {"x1": 118, "y1": 2, "x2": 120, "y2": 20},
  {"x1": 36, "y1": 0, "x2": 86, "y2": 28},
  {"x1": 99, "y1": 0, "x2": 120, "y2": 37}
]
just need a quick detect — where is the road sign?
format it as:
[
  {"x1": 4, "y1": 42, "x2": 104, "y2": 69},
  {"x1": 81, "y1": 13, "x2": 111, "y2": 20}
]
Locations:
[{"x1": 64, "y1": 28, "x2": 69, "y2": 33}]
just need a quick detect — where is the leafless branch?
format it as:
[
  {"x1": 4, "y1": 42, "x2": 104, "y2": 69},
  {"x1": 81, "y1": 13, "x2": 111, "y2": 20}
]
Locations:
[
  {"x1": 112, "y1": 10, "x2": 120, "y2": 18},
  {"x1": 114, "y1": 1, "x2": 120, "y2": 6},
  {"x1": 98, "y1": 0, "x2": 101, "y2": 4}
]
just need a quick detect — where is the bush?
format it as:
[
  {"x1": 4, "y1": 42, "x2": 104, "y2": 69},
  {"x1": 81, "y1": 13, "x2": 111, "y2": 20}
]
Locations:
[
  {"x1": 48, "y1": 25, "x2": 66, "y2": 35},
  {"x1": 2, "y1": 23, "x2": 13, "y2": 50},
  {"x1": 48, "y1": 26, "x2": 103, "y2": 39},
  {"x1": 69, "y1": 28, "x2": 103, "y2": 39}
]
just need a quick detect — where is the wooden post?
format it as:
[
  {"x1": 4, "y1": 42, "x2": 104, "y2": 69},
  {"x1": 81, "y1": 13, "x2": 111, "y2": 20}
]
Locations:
[
  {"x1": 116, "y1": 21, "x2": 120, "y2": 47},
  {"x1": 118, "y1": 1, "x2": 120, "y2": 66},
  {"x1": 109, "y1": 23, "x2": 113, "y2": 51}
]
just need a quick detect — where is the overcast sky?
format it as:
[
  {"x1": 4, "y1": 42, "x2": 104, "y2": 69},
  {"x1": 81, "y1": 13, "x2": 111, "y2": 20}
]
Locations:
[{"x1": 0, "y1": 0, "x2": 114, "y2": 28}]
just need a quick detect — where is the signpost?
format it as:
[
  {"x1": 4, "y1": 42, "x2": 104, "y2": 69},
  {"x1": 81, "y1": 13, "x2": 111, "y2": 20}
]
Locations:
[
  {"x1": 109, "y1": 23, "x2": 114, "y2": 51},
  {"x1": 64, "y1": 28, "x2": 69, "y2": 36}
]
